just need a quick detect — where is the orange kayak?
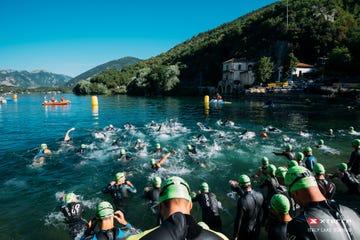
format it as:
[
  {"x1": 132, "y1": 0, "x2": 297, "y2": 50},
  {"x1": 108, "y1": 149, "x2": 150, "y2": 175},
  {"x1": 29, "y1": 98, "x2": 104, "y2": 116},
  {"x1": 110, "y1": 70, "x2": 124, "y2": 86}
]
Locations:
[{"x1": 42, "y1": 100, "x2": 71, "y2": 106}]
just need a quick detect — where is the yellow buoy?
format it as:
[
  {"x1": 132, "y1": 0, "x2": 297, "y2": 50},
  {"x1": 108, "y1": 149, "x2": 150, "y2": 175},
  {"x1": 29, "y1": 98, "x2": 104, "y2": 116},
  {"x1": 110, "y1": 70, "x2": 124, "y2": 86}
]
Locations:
[
  {"x1": 13, "y1": 94, "x2": 17, "y2": 100},
  {"x1": 204, "y1": 95, "x2": 209, "y2": 105},
  {"x1": 91, "y1": 96, "x2": 98, "y2": 107}
]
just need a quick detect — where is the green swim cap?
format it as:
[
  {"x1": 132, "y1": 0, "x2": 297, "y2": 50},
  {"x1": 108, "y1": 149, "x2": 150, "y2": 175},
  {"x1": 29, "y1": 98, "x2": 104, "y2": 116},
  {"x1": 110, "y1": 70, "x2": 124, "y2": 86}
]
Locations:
[
  {"x1": 187, "y1": 144, "x2": 193, "y2": 150},
  {"x1": 150, "y1": 158, "x2": 156, "y2": 165},
  {"x1": 200, "y1": 182, "x2": 209, "y2": 192},
  {"x1": 313, "y1": 163, "x2": 325, "y2": 175},
  {"x1": 329, "y1": 128, "x2": 333, "y2": 133},
  {"x1": 349, "y1": 126, "x2": 354, "y2": 131},
  {"x1": 120, "y1": 148, "x2": 126, "y2": 155},
  {"x1": 275, "y1": 167, "x2": 287, "y2": 179},
  {"x1": 153, "y1": 176, "x2": 162, "y2": 188},
  {"x1": 159, "y1": 176, "x2": 191, "y2": 203},
  {"x1": 97, "y1": 201, "x2": 114, "y2": 219},
  {"x1": 137, "y1": 139, "x2": 142, "y2": 143},
  {"x1": 65, "y1": 193, "x2": 77, "y2": 204},
  {"x1": 338, "y1": 163, "x2": 348, "y2": 172},
  {"x1": 261, "y1": 156, "x2": 269, "y2": 165},
  {"x1": 267, "y1": 164, "x2": 277, "y2": 175},
  {"x1": 288, "y1": 160, "x2": 298, "y2": 168},
  {"x1": 155, "y1": 143, "x2": 161, "y2": 149},
  {"x1": 81, "y1": 144, "x2": 86, "y2": 149},
  {"x1": 304, "y1": 147, "x2": 312, "y2": 153},
  {"x1": 285, "y1": 166, "x2": 317, "y2": 192},
  {"x1": 238, "y1": 174, "x2": 251, "y2": 187},
  {"x1": 270, "y1": 194, "x2": 290, "y2": 214},
  {"x1": 295, "y1": 152, "x2": 304, "y2": 161},
  {"x1": 285, "y1": 144, "x2": 292, "y2": 151},
  {"x1": 318, "y1": 139, "x2": 324, "y2": 145},
  {"x1": 352, "y1": 139, "x2": 360, "y2": 147},
  {"x1": 41, "y1": 143, "x2": 47, "y2": 150},
  {"x1": 115, "y1": 172, "x2": 125, "y2": 181}
]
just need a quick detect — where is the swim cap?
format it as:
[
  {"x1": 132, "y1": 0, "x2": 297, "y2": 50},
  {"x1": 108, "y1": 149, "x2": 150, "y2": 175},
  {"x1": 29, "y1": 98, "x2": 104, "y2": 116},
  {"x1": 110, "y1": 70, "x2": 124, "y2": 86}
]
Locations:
[
  {"x1": 120, "y1": 148, "x2": 126, "y2": 155},
  {"x1": 313, "y1": 163, "x2": 325, "y2": 175},
  {"x1": 304, "y1": 147, "x2": 312, "y2": 153},
  {"x1": 285, "y1": 144, "x2": 292, "y2": 151},
  {"x1": 81, "y1": 144, "x2": 86, "y2": 149},
  {"x1": 295, "y1": 152, "x2": 304, "y2": 161},
  {"x1": 285, "y1": 166, "x2": 317, "y2": 192},
  {"x1": 238, "y1": 174, "x2": 251, "y2": 187},
  {"x1": 65, "y1": 193, "x2": 77, "y2": 204},
  {"x1": 329, "y1": 129, "x2": 333, "y2": 133},
  {"x1": 349, "y1": 126, "x2": 354, "y2": 131},
  {"x1": 150, "y1": 158, "x2": 156, "y2": 165},
  {"x1": 270, "y1": 194, "x2": 290, "y2": 214},
  {"x1": 159, "y1": 176, "x2": 191, "y2": 203},
  {"x1": 155, "y1": 143, "x2": 161, "y2": 149},
  {"x1": 275, "y1": 167, "x2": 287, "y2": 179},
  {"x1": 288, "y1": 160, "x2": 298, "y2": 168},
  {"x1": 97, "y1": 201, "x2": 114, "y2": 219},
  {"x1": 352, "y1": 139, "x2": 360, "y2": 147},
  {"x1": 115, "y1": 172, "x2": 125, "y2": 181},
  {"x1": 187, "y1": 144, "x2": 193, "y2": 150},
  {"x1": 267, "y1": 164, "x2": 277, "y2": 175},
  {"x1": 261, "y1": 156, "x2": 269, "y2": 165},
  {"x1": 41, "y1": 143, "x2": 47, "y2": 150},
  {"x1": 200, "y1": 182, "x2": 209, "y2": 192},
  {"x1": 153, "y1": 176, "x2": 162, "y2": 188},
  {"x1": 318, "y1": 139, "x2": 324, "y2": 145},
  {"x1": 109, "y1": 124, "x2": 113, "y2": 128},
  {"x1": 338, "y1": 163, "x2": 348, "y2": 172},
  {"x1": 137, "y1": 139, "x2": 142, "y2": 143}
]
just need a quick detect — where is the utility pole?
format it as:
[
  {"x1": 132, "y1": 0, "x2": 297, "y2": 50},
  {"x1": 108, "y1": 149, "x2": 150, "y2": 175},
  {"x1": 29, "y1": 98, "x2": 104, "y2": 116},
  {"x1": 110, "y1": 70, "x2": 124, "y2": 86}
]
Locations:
[{"x1": 286, "y1": 0, "x2": 289, "y2": 30}]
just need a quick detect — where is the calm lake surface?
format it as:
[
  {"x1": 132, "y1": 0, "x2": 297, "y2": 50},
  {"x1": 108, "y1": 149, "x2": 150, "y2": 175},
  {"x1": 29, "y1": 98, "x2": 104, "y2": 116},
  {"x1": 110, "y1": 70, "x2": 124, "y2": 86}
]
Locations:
[{"x1": 1, "y1": 93, "x2": 360, "y2": 239}]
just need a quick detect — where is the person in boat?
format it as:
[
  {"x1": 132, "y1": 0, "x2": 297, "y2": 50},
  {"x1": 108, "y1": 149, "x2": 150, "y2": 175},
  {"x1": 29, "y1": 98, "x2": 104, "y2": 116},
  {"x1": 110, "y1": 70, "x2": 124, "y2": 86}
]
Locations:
[
  {"x1": 60, "y1": 192, "x2": 87, "y2": 239},
  {"x1": 51, "y1": 95, "x2": 56, "y2": 102},
  {"x1": 64, "y1": 127, "x2": 75, "y2": 143},
  {"x1": 150, "y1": 150, "x2": 176, "y2": 171},
  {"x1": 215, "y1": 92, "x2": 222, "y2": 100},
  {"x1": 61, "y1": 96, "x2": 65, "y2": 102},
  {"x1": 81, "y1": 201, "x2": 140, "y2": 240},
  {"x1": 102, "y1": 172, "x2": 137, "y2": 209}
]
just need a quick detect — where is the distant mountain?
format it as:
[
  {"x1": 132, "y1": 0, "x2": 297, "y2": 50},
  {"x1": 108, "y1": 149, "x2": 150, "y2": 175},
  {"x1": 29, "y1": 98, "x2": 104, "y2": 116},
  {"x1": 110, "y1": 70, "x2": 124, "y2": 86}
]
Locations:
[
  {"x1": 0, "y1": 70, "x2": 71, "y2": 88},
  {"x1": 66, "y1": 56, "x2": 141, "y2": 86}
]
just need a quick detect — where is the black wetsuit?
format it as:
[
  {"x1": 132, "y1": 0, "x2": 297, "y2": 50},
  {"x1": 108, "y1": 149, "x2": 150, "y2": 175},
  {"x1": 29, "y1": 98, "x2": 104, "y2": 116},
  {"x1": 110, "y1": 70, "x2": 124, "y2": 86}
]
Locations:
[
  {"x1": 102, "y1": 183, "x2": 137, "y2": 209},
  {"x1": 142, "y1": 187, "x2": 161, "y2": 224},
  {"x1": 135, "y1": 212, "x2": 226, "y2": 240},
  {"x1": 287, "y1": 200, "x2": 360, "y2": 240},
  {"x1": 348, "y1": 148, "x2": 360, "y2": 175},
  {"x1": 192, "y1": 192, "x2": 222, "y2": 232},
  {"x1": 61, "y1": 202, "x2": 87, "y2": 239},
  {"x1": 266, "y1": 213, "x2": 287, "y2": 240},
  {"x1": 233, "y1": 190, "x2": 264, "y2": 240},
  {"x1": 81, "y1": 223, "x2": 140, "y2": 240},
  {"x1": 273, "y1": 151, "x2": 295, "y2": 160},
  {"x1": 340, "y1": 171, "x2": 360, "y2": 194},
  {"x1": 316, "y1": 178, "x2": 336, "y2": 200}
]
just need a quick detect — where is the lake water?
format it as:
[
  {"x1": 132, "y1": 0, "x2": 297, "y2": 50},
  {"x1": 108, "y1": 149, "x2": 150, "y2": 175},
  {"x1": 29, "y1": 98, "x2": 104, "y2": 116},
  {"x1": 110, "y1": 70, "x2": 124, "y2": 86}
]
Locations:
[{"x1": 1, "y1": 93, "x2": 360, "y2": 239}]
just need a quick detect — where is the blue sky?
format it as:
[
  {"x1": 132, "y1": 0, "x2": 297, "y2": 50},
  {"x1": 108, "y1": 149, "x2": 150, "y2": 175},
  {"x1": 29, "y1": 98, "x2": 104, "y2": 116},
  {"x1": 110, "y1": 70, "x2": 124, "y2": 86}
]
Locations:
[{"x1": 0, "y1": 0, "x2": 278, "y2": 77}]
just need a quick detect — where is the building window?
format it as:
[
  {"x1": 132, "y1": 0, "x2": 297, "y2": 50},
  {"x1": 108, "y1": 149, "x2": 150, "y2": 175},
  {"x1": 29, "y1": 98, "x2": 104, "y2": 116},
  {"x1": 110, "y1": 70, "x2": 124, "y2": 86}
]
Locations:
[{"x1": 238, "y1": 64, "x2": 242, "y2": 70}]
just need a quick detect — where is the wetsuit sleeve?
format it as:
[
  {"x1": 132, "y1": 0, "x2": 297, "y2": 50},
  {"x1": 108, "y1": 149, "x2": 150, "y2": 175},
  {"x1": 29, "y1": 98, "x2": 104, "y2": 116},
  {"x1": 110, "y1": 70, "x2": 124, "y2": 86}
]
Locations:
[
  {"x1": 272, "y1": 151, "x2": 284, "y2": 156},
  {"x1": 348, "y1": 151, "x2": 356, "y2": 170},
  {"x1": 102, "y1": 184, "x2": 113, "y2": 193},
  {"x1": 233, "y1": 199, "x2": 245, "y2": 238},
  {"x1": 126, "y1": 185, "x2": 137, "y2": 194},
  {"x1": 191, "y1": 194, "x2": 199, "y2": 202}
]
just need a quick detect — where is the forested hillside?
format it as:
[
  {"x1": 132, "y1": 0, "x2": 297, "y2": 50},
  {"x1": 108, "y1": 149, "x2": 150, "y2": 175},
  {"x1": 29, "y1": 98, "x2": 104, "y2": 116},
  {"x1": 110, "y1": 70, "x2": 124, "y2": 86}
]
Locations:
[{"x1": 73, "y1": 0, "x2": 360, "y2": 96}]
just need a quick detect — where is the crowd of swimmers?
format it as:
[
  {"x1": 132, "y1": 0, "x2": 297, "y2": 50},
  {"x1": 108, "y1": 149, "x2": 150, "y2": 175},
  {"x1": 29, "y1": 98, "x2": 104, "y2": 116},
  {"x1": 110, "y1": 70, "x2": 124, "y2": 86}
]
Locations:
[{"x1": 35, "y1": 122, "x2": 360, "y2": 240}]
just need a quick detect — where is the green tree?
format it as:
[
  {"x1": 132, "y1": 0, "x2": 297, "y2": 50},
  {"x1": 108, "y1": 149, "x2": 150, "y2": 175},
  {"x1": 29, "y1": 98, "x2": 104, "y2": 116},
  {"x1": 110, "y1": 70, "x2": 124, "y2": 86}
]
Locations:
[
  {"x1": 326, "y1": 46, "x2": 352, "y2": 75},
  {"x1": 283, "y1": 52, "x2": 299, "y2": 80},
  {"x1": 254, "y1": 56, "x2": 274, "y2": 84}
]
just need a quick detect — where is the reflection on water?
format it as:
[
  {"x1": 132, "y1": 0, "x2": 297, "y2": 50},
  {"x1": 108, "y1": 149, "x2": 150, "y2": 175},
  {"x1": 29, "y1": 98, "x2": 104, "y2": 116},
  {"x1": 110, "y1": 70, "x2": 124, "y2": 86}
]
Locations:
[{"x1": 0, "y1": 94, "x2": 360, "y2": 239}]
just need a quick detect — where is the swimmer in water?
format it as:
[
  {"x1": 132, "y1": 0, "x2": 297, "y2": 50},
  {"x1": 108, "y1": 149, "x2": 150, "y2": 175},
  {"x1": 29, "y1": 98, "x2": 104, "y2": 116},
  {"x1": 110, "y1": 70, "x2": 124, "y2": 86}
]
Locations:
[
  {"x1": 150, "y1": 150, "x2": 176, "y2": 171},
  {"x1": 64, "y1": 127, "x2": 75, "y2": 143}
]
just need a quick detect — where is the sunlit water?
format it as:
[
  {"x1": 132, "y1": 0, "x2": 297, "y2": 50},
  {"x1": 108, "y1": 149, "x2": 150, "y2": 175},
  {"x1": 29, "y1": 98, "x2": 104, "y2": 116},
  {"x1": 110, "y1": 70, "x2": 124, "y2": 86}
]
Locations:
[{"x1": 0, "y1": 94, "x2": 360, "y2": 239}]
